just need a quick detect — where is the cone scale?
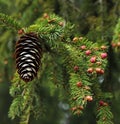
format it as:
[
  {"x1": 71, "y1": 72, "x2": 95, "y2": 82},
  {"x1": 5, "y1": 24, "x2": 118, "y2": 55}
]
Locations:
[{"x1": 15, "y1": 32, "x2": 42, "y2": 82}]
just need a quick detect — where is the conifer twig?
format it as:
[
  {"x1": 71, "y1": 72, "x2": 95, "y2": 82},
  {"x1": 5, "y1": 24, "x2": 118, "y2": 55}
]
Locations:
[{"x1": 0, "y1": 13, "x2": 22, "y2": 31}]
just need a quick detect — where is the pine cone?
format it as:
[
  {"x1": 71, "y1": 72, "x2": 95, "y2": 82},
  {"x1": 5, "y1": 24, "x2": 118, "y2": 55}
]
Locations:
[{"x1": 15, "y1": 32, "x2": 42, "y2": 82}]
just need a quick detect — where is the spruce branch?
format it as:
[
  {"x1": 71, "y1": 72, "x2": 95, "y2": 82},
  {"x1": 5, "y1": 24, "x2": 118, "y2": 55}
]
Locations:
[
  {"x1": 0, "y1": 13, "x2": 22, "y2": 31},
  {"x1": 58, "y1": 37, "x2": 109, "y2": 115},
  {"x1": 9, "y1": 13, "x2": 114, "y2": 123},
  {"x1": 19, "y1": 106, "x2": 31, "y2": 124},
  {"x1": 9, "y1": 72, "x2": 46, "y2": 122},
  {"x1": 111, "y1": 18, "x2": 120, "y2": 51},
  {"x1": 96, "y1": 104, "x2": 114, "y2": 124},
  {"x1": 92, "y1": 81, "x2": 113, "y2": 123}
]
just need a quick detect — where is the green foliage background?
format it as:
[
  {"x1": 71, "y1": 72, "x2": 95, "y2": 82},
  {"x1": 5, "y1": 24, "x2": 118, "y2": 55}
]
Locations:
[{"x1": 0, "y1": 0, "x2": 120, "y2": 124}]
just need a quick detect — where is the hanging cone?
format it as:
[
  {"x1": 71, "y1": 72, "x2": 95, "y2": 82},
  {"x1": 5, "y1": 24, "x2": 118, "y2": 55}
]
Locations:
[{"x1": 15, "y1": 32, "x2": 42, "y2": 82}]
